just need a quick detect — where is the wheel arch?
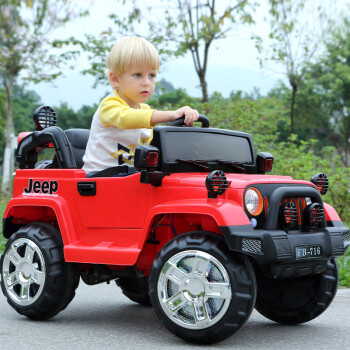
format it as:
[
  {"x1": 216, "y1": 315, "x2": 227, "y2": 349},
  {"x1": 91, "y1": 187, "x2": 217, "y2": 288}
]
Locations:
[
  {"x1": 142, "y1": 199, "x2": 250, "y2": 239},
  {"x1": 135, "y1": 200, "x2": 250, "y2": 275},
  {"x1": 3, "y1": 197, "x2": 75, "y2": 245}
]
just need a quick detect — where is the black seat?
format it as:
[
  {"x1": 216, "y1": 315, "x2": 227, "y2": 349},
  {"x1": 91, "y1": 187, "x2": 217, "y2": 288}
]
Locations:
[{"x1": 64, "y1": 129, "x2": 90, "y2": 169}]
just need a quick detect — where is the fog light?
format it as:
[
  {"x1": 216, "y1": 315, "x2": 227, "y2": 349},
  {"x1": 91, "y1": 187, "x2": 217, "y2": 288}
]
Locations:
[
  {"x1": 206, "y1": 170, "x2": 229, "y2": 198},
  {"x1": 303, "y1": 202, "x2": 324, "y2": 230},
  {"x1": 33, "y1": 106, "x2": 57, "y2": 131},
  {"x1": 250, "y1": 218, "x2": 258, "y2": 228},
  {"x1": 311, "y1": 173, "x2": 329, "y2": 195}
]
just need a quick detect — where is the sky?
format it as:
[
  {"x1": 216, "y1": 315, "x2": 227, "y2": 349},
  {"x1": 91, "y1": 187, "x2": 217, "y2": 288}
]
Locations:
[{"x1": 25, "y1": 0, "x2": 322, "y2": 110}]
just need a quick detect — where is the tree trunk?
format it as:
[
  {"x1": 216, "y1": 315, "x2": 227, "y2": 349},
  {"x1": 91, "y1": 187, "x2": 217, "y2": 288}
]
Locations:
[
  {"x1": 1, "y1": 80, "x2": 14, "y2": 194},
  {"x1": 290, "y1": 84, "x2": 298, "y2": 135},
  {"x1": 199, "y1": 70, "x2": 208, "y2": 102}
]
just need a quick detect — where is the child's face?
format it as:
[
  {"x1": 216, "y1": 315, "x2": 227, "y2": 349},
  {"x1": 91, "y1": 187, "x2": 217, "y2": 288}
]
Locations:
[{"x1": 111, "y1": 63, "x2": 157, "y2": 108}]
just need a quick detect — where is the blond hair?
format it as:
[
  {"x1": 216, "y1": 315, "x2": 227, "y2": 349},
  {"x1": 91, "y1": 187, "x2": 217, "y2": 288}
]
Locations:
[{"x1": 107, "y1": 36, "x2": 160, "y2": 77}]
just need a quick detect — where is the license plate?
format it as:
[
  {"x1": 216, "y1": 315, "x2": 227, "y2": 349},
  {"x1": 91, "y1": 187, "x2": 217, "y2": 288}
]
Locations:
[{"x1": 295, "y1": 245, "x2": 323, "y2": 260}]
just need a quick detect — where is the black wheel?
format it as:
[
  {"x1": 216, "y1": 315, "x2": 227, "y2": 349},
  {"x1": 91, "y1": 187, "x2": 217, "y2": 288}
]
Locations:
[
  {"x1": 0, "y1": 222, "x2": 78, "y2": 320},
  {"x1": 149, "y1": 232, "x2": 256, "y2": 344},
  {"x1": 254, "y1": 259, "x2": 338, "y2": 324},
  {"x1": 116, "y1": 277, "x2": 151, "y2": 306}
]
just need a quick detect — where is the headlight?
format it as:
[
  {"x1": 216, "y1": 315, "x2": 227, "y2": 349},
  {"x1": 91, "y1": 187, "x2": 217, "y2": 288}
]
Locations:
[
  {"x1": 310, "y1": 173, "x2": 329, "y2": 195},
  {"x1": 245, "y1": 187, "x2": 263, "y2": 216}
]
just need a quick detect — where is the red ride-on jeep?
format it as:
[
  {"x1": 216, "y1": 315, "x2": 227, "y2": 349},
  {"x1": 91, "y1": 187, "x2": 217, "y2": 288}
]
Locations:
[{"x1": 1, "y1": 106, "x2": 349, "y2": 344}]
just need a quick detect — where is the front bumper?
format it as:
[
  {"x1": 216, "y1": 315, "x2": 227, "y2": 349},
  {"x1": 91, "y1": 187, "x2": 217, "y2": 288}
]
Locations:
[{"x1": 221, "y1": 223, "x2": 349, "y2": 277}]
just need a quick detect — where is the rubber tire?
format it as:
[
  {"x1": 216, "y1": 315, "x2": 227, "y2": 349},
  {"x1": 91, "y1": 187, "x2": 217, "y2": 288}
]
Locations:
[
  {"x1": 149, "y1": 232, "x2": 257, "y2": 344},
  {"x1": 254, "y1": 259, "x2": 338, "y2": 325},
  {"x1": 116, "y1": 277, "x2": 151, "y2": 306},
  {"x1": 0, "y1": 222, "x2": 78, "y2": 320}
]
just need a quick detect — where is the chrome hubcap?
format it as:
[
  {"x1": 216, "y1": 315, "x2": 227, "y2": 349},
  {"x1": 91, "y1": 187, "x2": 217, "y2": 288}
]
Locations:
[
  {"x1": 2, "y1": 238, "x2": 46, "y2": 306},
  {"x1": 157, "y1": 250, "x2": 232, "y2": 329}
]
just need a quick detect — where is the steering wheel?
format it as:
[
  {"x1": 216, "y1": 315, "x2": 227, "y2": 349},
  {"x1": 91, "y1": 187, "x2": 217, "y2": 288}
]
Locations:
[{"x1": 168, "y1": 114, "x2": 210, "y2": 128}]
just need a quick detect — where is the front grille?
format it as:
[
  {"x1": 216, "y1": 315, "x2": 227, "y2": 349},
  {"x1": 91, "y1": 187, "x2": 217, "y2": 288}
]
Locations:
[
  {"x1": 242, "y1": 239, "x2": 262, "y2": 253},
  {"x1": 342, "y1": 232, "x2": 350, "y2": 247},
  {"x1": 244, "y1": 184, "x2": 326, "y2": 232}
]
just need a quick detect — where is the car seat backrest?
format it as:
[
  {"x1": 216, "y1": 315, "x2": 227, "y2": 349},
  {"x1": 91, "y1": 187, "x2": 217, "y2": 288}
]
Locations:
[{"x1": 64, "y1": 129, "x2": 90, "y2": 169}]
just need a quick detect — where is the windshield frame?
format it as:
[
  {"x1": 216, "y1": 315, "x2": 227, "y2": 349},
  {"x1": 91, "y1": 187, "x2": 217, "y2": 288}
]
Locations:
[{"x1": 151, "y1": 126, "x2": 257, "y2": 174}]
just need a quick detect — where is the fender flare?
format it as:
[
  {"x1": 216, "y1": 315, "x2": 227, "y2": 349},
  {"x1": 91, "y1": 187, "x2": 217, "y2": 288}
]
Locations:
[
  {"x1": 142, "y1": 198, "x2": 250, "y2": 242},
  {"x1": 323, "y1": 202, "x2": 341, "y2": 222},
  {"x1": 3, "y1": 196, "x2": 75, "y2": 246}
]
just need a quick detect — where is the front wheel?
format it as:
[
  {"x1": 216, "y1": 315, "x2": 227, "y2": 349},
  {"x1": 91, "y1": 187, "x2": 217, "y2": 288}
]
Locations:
[
  {"x1": 149, "y1": 232, "x2": 256, "y2": 344},
  {"x1": 254, "y1": 259, "x2": 338, "y2": 324},
  {"x1": 0, "y1": 222, "x2": 78, "y2": 320}
]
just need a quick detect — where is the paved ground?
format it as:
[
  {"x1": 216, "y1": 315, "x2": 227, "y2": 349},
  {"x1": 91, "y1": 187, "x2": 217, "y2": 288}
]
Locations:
[{"x1": 0, "y1": 283, "x2": 349, "y2": 350}]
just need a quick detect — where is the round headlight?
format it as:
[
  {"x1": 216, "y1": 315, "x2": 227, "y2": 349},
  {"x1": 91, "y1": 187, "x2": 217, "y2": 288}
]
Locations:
[
  {"x1": 245, "y1": 188, "x2": 263, "y2": 216},
  {"x1": 310, "y1": 173, "x2": 329, "y2": 195}
]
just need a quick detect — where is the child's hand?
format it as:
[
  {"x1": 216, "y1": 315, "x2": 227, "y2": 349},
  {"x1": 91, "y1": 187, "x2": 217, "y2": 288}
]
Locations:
[{"x1": 174, "y1": 106, "x2": 199, "y2": 126}]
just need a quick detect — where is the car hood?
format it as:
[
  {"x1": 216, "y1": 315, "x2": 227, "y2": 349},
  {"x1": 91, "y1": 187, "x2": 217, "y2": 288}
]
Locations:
[{"x1": 163, "y1": 173, "x2": 314, "y2": 189}]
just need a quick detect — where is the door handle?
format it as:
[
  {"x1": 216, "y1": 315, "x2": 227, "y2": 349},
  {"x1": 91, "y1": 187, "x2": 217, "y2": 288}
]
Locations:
[{"x1": 77, "y1": 182, "x2": 96, "y2": 196}]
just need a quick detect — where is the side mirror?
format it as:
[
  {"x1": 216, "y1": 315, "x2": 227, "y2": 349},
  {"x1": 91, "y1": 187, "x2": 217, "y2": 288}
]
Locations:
[
  {"x1": 257, "y1": 152, "x2": 273, "y2": 174},
  {"x1": 134, "y1": 145, "x2": 160, "y2": 170}
]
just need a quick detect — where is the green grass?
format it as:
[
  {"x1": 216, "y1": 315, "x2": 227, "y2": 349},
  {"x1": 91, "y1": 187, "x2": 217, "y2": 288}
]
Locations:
[
  {"x1": 0, "y1": 192, "x2": 349, "y2": 286},
  {"x1": 0, "y1": 194, "x2": 9, "y2": 252}
]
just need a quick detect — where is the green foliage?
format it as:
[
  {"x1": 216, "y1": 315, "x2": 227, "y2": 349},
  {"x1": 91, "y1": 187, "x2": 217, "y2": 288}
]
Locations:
[
  {"x1": 268, "y1": 81, "x2": 334, "y2": 147},
  {"x1": 269, "y1": 136, "x2": 350, "y2": 223},
  {"x1": 305, "y1": 20, "x2": 350, "y2": 165},
  {"x1": 54, "y1": 102, "x2": 97, "y2": 130},
  {"x1": 12, "y1": 86, "x2": 42, "y2": 133},
  {"x1": 337, "y1": 247, "x2": 350, "y2": 288},
  {"x1": 0, "y1": 86, "x2": 42, "y2": 162},
  {"x1": 0, "y1": 191, "x2": 9, "y2": 252},
  {"x1": 150, "y1": 87, "x2": 286, "y2": 149}
]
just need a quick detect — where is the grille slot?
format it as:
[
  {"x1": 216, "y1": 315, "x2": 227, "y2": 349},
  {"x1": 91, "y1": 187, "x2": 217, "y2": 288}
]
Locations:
[
  {"x1": 309, "y1": 204, "x2": 324, "y2": 228},
  {"x1": 242, "y1": 239, "x2": 262, "y2": 253},
  {"x1": 342, "y1": 232, "x2": 350, "y2": 247},
  {"x1": 282, "y1": 202, "x2": 298, "y2": 227}
]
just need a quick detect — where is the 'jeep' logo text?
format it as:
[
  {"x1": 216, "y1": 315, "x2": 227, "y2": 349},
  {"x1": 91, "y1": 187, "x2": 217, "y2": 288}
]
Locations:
[{"x1": 24, "y1": 179, "x2": 58, "y2": 195}]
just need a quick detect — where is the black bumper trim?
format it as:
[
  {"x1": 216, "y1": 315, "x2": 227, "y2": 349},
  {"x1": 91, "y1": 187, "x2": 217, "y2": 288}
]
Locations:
[{"x1": 220, "y1": 224, "x2": 349, "y2": 265}]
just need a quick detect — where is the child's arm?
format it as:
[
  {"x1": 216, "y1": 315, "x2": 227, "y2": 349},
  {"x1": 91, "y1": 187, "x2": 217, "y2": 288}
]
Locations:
[{"x1": 151, "y1": 106, "x2": 199, "y2": 127}]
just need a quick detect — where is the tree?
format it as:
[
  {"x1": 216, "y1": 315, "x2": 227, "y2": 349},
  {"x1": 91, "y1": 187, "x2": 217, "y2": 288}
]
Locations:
[
  {"x1": 307, "y1": 20, "x2": 350, "y2": 165},
  {"x1": 268, "y1": 79, "x2": 334, "y2": 147},
  {"x1": 0, "y1": 0, "x2": 83, "y2": 192},
  {"x1": 254, "y1": 0, "x2": 338, "y2": 135},
  {"x1": 78, "y1": 0, "x2": 255, "y2": 102}
]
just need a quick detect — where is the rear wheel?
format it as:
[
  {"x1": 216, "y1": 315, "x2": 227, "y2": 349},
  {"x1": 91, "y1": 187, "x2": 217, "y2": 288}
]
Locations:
[
  {"x1": 0, "y1": 222, "x2": 78, "y2": 320},
  {"x1": 116, "y1": 277, "x2": 151, "y2": 306},
  {"x1": 254, "y1": 259, "x2": 338, "y2": 324},
  {"x1": 149, "y1": 232, "x2": 256, "y2": 344}
]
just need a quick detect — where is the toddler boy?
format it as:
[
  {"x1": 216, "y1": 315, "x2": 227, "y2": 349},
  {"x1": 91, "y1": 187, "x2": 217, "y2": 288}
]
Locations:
[{"x1": 83, "y1": 36, "x2": 199, "y2": 175}]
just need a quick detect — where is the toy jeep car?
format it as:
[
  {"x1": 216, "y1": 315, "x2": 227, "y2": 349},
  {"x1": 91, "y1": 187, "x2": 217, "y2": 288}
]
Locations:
[{"x1": 1, "y1": 106, "x2": 349, "y2": 344}]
